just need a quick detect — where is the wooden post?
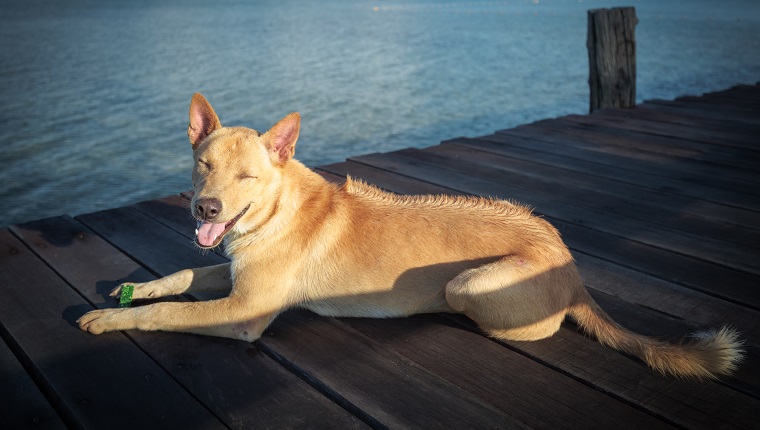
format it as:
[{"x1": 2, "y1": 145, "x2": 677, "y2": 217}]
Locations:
[{"x1": 587, "y1": 7, "x2": 637, "y2": 113}]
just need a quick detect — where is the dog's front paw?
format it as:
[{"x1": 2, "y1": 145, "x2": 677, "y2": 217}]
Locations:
[{"x1": 77, "y1": 308, "x2": 133, "y2": 335}]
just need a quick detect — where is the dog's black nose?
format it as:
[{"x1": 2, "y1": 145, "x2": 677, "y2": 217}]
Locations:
[{"x1": 195, "y1": 198, "x2": 222, "y2": 221}]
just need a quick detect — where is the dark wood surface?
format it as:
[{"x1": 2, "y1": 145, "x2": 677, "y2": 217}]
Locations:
[{"x1": 2, "y1": 84, "x2": 759, "y2": 429}]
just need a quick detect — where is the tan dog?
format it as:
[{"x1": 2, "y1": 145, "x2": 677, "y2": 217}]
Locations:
[{"x1": 78, "y1": 94, "x2": 743, "y2": 379}]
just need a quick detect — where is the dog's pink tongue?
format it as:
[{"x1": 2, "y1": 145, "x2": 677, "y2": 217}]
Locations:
[{"x1": 197, "y1": 221, "x2": 225, "y2": 247}]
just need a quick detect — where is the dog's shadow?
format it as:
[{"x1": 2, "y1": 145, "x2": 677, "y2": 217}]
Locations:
[{"x1": 62, "y1": 268, "x2": 174, "y2": 329}]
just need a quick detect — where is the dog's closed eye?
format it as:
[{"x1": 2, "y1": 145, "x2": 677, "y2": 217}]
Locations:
[
  {"x1": 198, "y1": 159, "x2": 212, "y2": 171},
  {"x1": 238, "y1": 173, "x2": 258, "y2": 180}
]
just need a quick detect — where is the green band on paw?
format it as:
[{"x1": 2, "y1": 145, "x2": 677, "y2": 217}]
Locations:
[{"x1": 119, "y1": 285, "x2": 134, "y2": 308}]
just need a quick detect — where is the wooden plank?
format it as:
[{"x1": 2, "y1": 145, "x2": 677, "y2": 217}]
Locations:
[
  {"x1": 315, "y1": 169, "x2": 349, "y2": 184},
  {"x1": 562, "y1": 111, "x2": 759, "y2": 152},
  {"x1": 425, "y1": 141, "x2": 760, "y2": 235},
  {"x1": 523, "y1": 118, "x2": 760, "y2": 172},
  {"x1": 339, "y1": 315, "x2": 672, "y2": 429},
  {"x1": 133, "y1": 195, "x2": 230, "y2": 261},
  {"x1": 10, "y1": 217, "x2": 367, "y2": 429},
  {"x1": 495, "y1": 127, "x2": 760, "y2": 197},
  {"x1": 348, "y1": 151, "x2": 760, "y2": 308},
  {"x1": 644, "y1": 99, "x2": 760, "y2": 126},
  {"x1": 685, "y1": 85, "x2": 760, "y2": 107},
  {"x1": 679, "y1": 94, "x2": 760, "y2": 111},
  {"x1": 564, "y1": 112, "x2": 758, "y2": 150},
  {"x1": 594, "y1": 104, "x2": 759, "y2": 138},
  {"x1": 428, "y1": 141, "x2": 760, "y2": 251},
  {"x1": 76, "y1": 207, "x2": 229, "y2": 274},
  {"x1": 473, "y1": 131, "x2": 760, "y2": 203},
  {"x1": 134, "y1": 195, "x2": 195, "y2": 239},
  {"x1": 318, "y1": 161, "x2": 760, "y2": 425},
  {"x1": 592, "y1": 107, "x2": 760, "y2": 143},
  {"x1": 573, "y1": 252, "x2": 760, "y2": 345},
  {"x1": 78, "y1": 206, "x2": 525, "y2": 429},
  {"x1": 488, "y1": 321, "x2": 760, "y2": 430},
  {"x1": 709, "y1": 93, "x2": 758, "y2": 104},
  {"x1": 434, "y1": 140, "x2": 760, "y2": 251},
  {"x1": 0, "y1": 228, "x2": 226, "y2": 430},
  {"x1": 319, "y1": 161, "x2": 462, "y2": 196},
  {"x1": 446, "y1": 136, "x2": 760, "y2": 213},
  {"x1": 262, "y1": 311, "x2": 527, "y2": 429},
  {"x1": 722, "y1": 84, "x2": 760, "y2": 99},
  {"x1": 574, "y1": 255, "x2": 760, "y2": 396},
  {"x1": 0, "y1": 336, "x2": 66, "y2": 430}
]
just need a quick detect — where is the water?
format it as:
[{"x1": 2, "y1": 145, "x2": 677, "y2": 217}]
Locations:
[{"x1": 1, "y1": 0, "x2": 759, "y2": 227}]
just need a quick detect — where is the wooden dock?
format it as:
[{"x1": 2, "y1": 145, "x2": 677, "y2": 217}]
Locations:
[{"x1": 2, "y1": 84, "x2": 759, "y2": 429}]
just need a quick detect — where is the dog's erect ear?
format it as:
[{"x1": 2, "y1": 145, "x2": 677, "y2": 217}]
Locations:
[
  {"x1": 188, "y1": 93, "x2": 222, "y2": 149},
  {"x1": 264, "y1": 112, "x2": 300, "y2": 165}
]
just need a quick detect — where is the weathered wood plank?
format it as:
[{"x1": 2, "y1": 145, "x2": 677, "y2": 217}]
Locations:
[
  {"x1": 76, "y1": 207, "x2": 229, "y2": 273},
  {"x1": 339, "y1": 315, "x2": 672, "y2": 429},
  {"x1": 677, "y1": 85, "x2": 760, "y2": 101},
  {"x1": 495, "y1": 127, "x2": 760, "y2": 197},
  {"x1": 0, "y1": 228, "x2": 226, "y2": 430},
  {"x1": 11, "y1": 216, "x2": 368, "y2": 430},
  {"x1": 446, "y1": 136, "x2": 760, "y2": 213},
  {"x1": 0, "y1": 336, "x2": 66, "y2": 430},
  {"x1": 524, "y1": 118, "x2": 760, "y2": 172},
  {"x1": 415, "y1": 144, "x2": 760, "y2": 233},
  {"x1": 471, "y1": 131, "x2": 760, "y2": 204},
  {"x1": 423, "y1": 142, "x2": 760, "y2": 253},
  {"x1": 644, "y1": 99, "x2": 760, "y2": 126},
  {"x1": 681, "y1": 94, "x2": 760, "y2": 111},
  {"x1": 565, "y1": 112, "x2": 758, "y2": 150},
  {"x1": 722, "y1": 84, "x2": 760, "y2": 99},
  {"x1": 560, "y1": 112, "x2": 760, "y2": 155},
  {"x1": 133, "y1": 195, "x2": 230, "y2": 261},
  {"x1": 595, "y1": 105, "x2": 760, "y2": 138},
  {"x1": 134, "y1": 195, "x2": 195, "y2": 239},
  {"x1": 262, "y1": 311, "x2": 527, "y2": 429},
  {"x1": 490, "y1": 320, "x2": 759, "y2": 430}
]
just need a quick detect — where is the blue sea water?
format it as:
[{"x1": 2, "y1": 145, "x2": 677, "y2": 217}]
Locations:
[{"x1": 1, "y1": 0, "x2": 759, "y2": 227}]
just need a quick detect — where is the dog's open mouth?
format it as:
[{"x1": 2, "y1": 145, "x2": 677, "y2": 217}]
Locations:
[{"x1": 194, "y1": 204, "x2": 250, "y2": 249}]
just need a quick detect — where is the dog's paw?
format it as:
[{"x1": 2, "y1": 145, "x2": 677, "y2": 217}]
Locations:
[{"x1": 77, "y1": 308, "x2": 132, "y2": 335}]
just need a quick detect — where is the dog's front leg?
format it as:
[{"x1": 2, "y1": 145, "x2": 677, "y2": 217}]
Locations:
[
  {"x1": 110, "y1": 263, "x2": 233, "y2": 300},
  {"x1": 77, "y1": 293, "x2": 279, "y2": 342}
]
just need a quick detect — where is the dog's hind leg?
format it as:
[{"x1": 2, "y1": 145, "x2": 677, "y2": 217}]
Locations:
[
  {"x1": 445, "y1": 255, "x2": 579, "y2": 341},
  {"x1": 110, "y1": 263, "x2": 233, "y2": 300}
]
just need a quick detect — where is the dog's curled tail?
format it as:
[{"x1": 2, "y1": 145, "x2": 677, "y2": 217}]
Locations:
[{"x1": 568, "y1": 294, "x2": 744, "y2": 380}]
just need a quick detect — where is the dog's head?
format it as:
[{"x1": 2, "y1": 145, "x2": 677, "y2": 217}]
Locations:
[{"x1": 187, "y1": 93, "x2": 300, "y2": 249}]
